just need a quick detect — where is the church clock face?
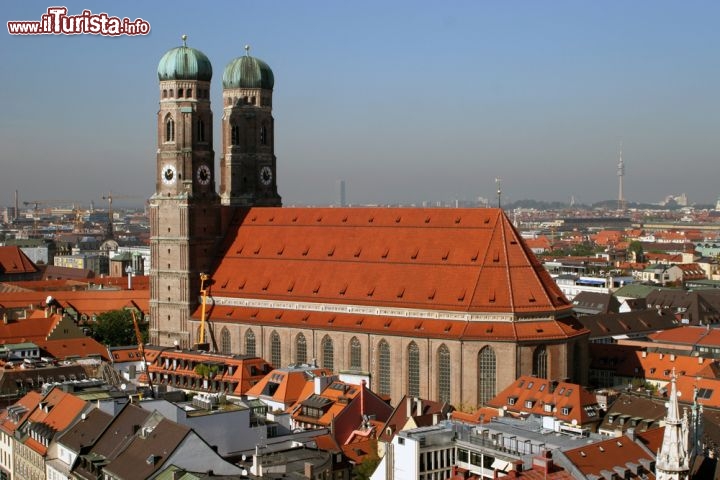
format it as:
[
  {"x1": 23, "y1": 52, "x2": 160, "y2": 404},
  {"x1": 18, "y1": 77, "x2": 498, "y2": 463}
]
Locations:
[
  {"x1": 259, "y1": 166, "x2": 273, "y2": 186},
  {"x1": 196, "y1": 164, "x2": 211, "y2": 185},
  {"x1": 162, "y1": 164, "x2": 177, "y2": 185}
]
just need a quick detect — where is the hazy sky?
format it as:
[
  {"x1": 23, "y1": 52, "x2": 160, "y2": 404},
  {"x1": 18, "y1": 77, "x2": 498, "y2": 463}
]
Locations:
[{"x1": 1, "y1": 1, "x2": 719, "y2": 208}]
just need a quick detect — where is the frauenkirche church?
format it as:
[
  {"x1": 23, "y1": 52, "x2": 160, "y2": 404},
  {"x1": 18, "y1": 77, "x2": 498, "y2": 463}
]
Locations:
[{"x1": 149, "y1": 38, "x2": 589, "y2": 407}]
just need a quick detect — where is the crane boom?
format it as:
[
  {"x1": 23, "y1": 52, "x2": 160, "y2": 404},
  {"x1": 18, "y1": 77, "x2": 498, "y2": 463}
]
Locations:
[
  {"x1": 196, "y1": 273, "x2": 211, "y2": 351},
  {"x1": 131, "y1": 310, "x2": 153, "y2": 396}
]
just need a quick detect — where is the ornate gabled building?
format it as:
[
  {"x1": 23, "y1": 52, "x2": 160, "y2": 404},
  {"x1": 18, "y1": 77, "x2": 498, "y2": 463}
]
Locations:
[{"x1": 149, "y1": 38, "x2": 589, "y2": 407}]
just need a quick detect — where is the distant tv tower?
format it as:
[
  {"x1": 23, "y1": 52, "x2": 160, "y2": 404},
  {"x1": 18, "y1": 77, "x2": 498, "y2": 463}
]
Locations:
[{"x1": 617, "y1": 143, "x2": 625, "y2": 210}]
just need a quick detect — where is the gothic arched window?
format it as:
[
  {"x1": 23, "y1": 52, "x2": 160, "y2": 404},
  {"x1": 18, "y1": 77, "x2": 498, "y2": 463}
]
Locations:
[
  {"x1": 231, "y1": 123, "x2": 239, "y2": 145},
  {"x1": 437, "y1": 344, "x2": 451, "y2": 403},
  {"x1": 295, "y1": 333, "x2": 307, "y2": 365},
  {"x1": 478, "y1": 346, "x2": 496, "y2": 405},
  {"x1": 408, "y1": 342, "x2": 420, "y2": 398},
  {"x1": 533, "y1": 345, "x2": 548, "y2": 379},
  {"x1": 197, "y1": 119, "x2": 206, "y2": 142},
  {"x1": 260, "y1": 125, "x2": 267, "y2": 145},
  {"x1": 322, "y1": 335, "x2": 334, "y2": 371},
  {"x1": 377, "y1": 340, "x2": 391, "y2": 397},
  {"x1": 349, "y1": 337, "x2": 362, "y2": 370},
  {"x1": 165, "y1": 115, "x2": 175, "y2": 142},
  {"x1": 220, "y1": 328, "x2": 231, "y2": 354},
  {"x1": 270, "y1": 331, "x2": 281, "y2": 368},
  {"x1": 245, "y1": 329, "x2": 256, "y2": 357}
]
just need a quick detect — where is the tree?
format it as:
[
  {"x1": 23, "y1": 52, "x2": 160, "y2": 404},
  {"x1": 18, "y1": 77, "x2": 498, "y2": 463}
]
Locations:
[
  {"x1": 91, "y1": 309, "x2": 147, "y2": 347},
  {"x1": 628, "y1": 240, "x2": 644, "y2": 263},
  {"x1": 352, "y1": 451, "x2": 380, "y2": 480}
]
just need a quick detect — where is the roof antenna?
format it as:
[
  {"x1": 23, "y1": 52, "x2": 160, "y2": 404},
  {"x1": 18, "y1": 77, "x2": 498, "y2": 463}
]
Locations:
[
  {"x1": 181, "y1": 34, "x2": 188, "y2": 47},
  {"x1": 244, "y1": 44, "x2": 251, "y2": 56},
  {"x1": 495, "y1": 177, "x2": 502, "y2": 209}
]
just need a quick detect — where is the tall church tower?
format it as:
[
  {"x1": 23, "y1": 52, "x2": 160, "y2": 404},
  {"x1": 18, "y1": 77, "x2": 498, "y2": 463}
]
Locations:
[
  {"x1": 150, "y1": 37, "x2": 221, "y2": 347},
  {"x1": 220, "y1": 46, "x2": 281, "y2": 206}
]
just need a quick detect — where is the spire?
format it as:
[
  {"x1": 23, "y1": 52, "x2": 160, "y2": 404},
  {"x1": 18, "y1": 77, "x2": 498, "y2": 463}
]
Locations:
[{"x1": 656, "y1": 369, "x2": 692, "y2": 479}]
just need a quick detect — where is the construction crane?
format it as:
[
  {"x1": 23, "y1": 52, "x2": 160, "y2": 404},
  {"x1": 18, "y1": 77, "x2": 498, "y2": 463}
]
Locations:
[
  {"x1": 131, "y1": 309, "x2": 153, "y2": 397},
  {"x1": 195, "y1": 273, "x2": 211, "y2": 352},
  {"x1": 101, "y1": 192, "x2": 144, "y2": 239},
  {"x1": 22, "y1": 199, "x2": 84, "y2": 237}
]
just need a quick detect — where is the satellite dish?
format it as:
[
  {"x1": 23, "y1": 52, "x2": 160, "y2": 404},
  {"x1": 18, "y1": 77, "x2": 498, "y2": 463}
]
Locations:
[
  {"x1": 81, "y1": 413, "x2": 87, "y2": 421},
  {"x1": 677, "y1": 391, "x2": 682, "y2": 397},
  {"x1": 120, "y1": 383, "x2": 127, "y2": 391},
  {"x1": 45, "y1": 295, "x2": 54, "y2": 305},
  {"x1": 571, "y1": 419, "x2": 578, "y2": 426}
]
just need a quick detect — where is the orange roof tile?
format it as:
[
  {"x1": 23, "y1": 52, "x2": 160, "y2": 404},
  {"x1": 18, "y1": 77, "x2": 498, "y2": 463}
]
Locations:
[
  {"x1": 0, "y1": 289, "x2": 148, "y2": 316},
  {"x1": 486, "y1": 376, "x2": 600, "y2": 426},
  {"x1": 246, "y1": 367, "x2": 333, "y2": 407},
  {"x1": 0, "y1": 246, "x2": 38, "y2": 275},
  {"x1": 200, "y1": 306, "x2": 586, "y2": 343},
  {"x1": 563, "y1": 434, "x2": 655, "y2": 479},
  {"x1": 209, "y1": 208, "x2": 572, "y2": 316}
]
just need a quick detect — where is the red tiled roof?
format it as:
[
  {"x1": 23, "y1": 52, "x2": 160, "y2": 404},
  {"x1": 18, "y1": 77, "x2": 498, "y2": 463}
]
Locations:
[
  {"x1": 246, "y1": 367, "x2": 333, "y2": 406},
  {"x1": 649, "y1": 326, "x2": 710, "y2": 345},
  {"x1": 201, "y1": 305, "x2": 586, "y2": 342},
  {"x1": 0, "y1": 289, "x2": 148, "y2": 315},
  {"x1": 675, "y1": 375, "x2": 720, "y2": 408},
  {"x1": 209, "y1": 208, "x2": 572, "y2": 315},
  {"x1": 486, "y1": 375, "x2": 599, "y2": 426},
  {"x1": 24, "y1": 387, "x2": 87, "y2": 454},
  {"x1": 614, "y1": 351, "x2": 712, "y2": 381},
  {"x1": 37, "y1": 337, "x2": 109, "y2": 361},
  {"x1": 563, "y1": 434, "x2": 656, "y2": 479},
  {"x1": 0, "y1": 246, "x2": 38, "y2": 275}
]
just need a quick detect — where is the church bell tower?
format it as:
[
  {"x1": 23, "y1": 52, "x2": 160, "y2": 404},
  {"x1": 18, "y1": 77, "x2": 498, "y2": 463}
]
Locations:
[
  {"x1": 220, "y1": 46, "x2": 281, "y2": 206},
  {"x1": 150, "y1": 36, "x2": 220, "y2": 347}
]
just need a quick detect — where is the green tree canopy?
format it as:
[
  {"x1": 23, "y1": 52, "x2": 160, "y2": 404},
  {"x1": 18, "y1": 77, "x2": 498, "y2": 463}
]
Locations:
[{"x1": 91, "y1": 309, "x2": 147, "y2": 347}]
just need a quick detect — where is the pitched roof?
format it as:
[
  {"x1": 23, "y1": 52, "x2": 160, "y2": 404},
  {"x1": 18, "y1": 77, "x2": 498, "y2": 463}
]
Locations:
[
  {"x1": 379, "y1": 395, "x2": 450, "y2": 443},
  {"x1": 486, "y1": 375, "x2": 600, "y2": 426},
  {"x1": 578, "y1": 309, "x2": 678, "y2": 339},
  {"x1": 561, "y1": 434, "x2": 656, "y2": 479},
  {"x1": 246, "y1": 366, "x2": 333, "y2": 407},
  {"x1": 0, "y1": 246, "x2": 38, "y2": 275},
  {"x1": 56, "y1": 407, "x2": 114, "y2": 453},
  {"x1": 0, "y1": 289, "x2": 149, "y2": 316},
  {"x1": 102, "y1": 418, "x2": 190, "y2": 479},
  {"x1": 209, "y1": 208, "x2": 572, "y2": 316}
]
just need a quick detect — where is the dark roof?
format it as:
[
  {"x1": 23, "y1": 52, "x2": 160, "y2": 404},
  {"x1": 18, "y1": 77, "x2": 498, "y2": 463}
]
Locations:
[
  {"x1": 103, "y1": 418, "x2": 190, "y2": 480},
  {"x1": 74, "y1": 403, "x2": 152, "y2": 479},
  {"x1": 57, "y1": 408, "x2": 113, "y2": 454},
  {"x1": 646, "y1": 289, "x2": 720, "y2": 325},
  {"x1": 572, "y1": 291, "x2": 621, "y2": 315},
  {"x1": 578, "y1": 309, "x2": 679, "y2": 340}
]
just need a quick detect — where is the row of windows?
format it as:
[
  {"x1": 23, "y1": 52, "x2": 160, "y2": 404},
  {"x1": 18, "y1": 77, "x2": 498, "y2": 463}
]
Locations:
[
  {"x1": 218, "y1": 327, "x2": 508, "y2": 403},
  {"x1": 162, "y1": 88, "x2": 209, "y2": 99},
  {"x1": 164, "y1": 116, "x2": 207, "y2": 143},
  {"x1": 230, "y1": 124, "x2": 268, "y2": 146}
]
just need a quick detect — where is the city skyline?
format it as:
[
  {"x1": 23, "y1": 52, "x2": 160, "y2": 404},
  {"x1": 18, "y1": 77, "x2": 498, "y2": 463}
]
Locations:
[{"x1": 1, "y1": 1, "x2": 719, "y2": 208}]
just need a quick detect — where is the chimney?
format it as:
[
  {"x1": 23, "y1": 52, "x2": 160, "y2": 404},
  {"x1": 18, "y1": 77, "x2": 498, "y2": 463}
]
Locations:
[
  {"x1": 416, "y1": 398, "x2": 423, "y2": 417},
  {"x1": 642, "y1": 351, "x2": 647, "y2": 358},
  {"x1": 670, "y1": 354, "x2": 676, "y2": 361},
  {"x1": 699, "y1": 356, "x2": 704, "y2": 364},
  {"x1": 304, "y1": 462, "x2": 314, "y2": 479},
  {"x1": 406, "y1": 396, "x2": 413, "y2": 417},
  {"x1": 433, "y1": 413, "x2": 439, "y2": 425},
  {"x1": 626, "y1": 428, "x2": 635, "y2": 441}
]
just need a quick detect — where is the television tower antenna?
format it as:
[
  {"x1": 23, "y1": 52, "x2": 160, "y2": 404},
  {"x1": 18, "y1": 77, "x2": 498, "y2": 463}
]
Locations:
[
  {"x1": 495, "y1": 177, "x2": 502, "y2": 208},
  {"x1": 617, "y1": 143, "x2": 625, "y2": 211}
]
